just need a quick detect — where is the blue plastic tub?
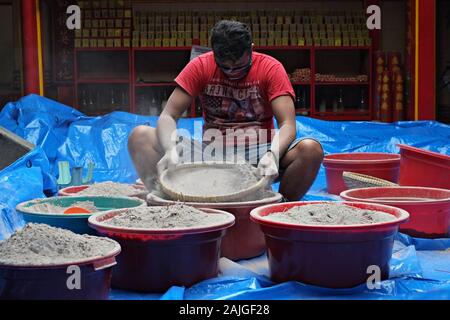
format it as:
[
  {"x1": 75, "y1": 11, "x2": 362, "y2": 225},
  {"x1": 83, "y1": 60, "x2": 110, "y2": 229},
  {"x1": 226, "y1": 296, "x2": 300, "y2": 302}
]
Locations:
[{"x1": 16, "y1": 196, "x2": 145, "y2": 234}]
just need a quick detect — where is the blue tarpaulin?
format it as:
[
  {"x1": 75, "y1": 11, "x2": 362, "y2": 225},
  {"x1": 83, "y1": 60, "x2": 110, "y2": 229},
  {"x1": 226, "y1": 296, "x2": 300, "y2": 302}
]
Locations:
[
  {"x1": 0, "y1": 94, "x2": 449, "y2": 299},
  {"x1": 0, "y1": 147, "x2": 55, "y2": 238}
]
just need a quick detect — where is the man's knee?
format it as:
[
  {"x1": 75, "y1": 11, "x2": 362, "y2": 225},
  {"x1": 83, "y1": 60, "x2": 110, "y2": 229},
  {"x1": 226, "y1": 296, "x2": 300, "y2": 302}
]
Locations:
[
  {"x1": 293, "y1": 139, "x2": 324, "y2": 163},
  {"x1": 128, "y1": 125, "x2": 157, "y2": 152}
]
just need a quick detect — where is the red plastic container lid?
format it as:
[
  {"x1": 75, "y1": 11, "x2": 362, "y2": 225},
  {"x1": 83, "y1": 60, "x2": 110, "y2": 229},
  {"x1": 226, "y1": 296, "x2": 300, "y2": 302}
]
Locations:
[
  {"x1": 323, "y1": 153, "x2": 401, "y2": 166},
  {"x1": 250, "y1": 201, "x2": 409, "y2": 232},
  {"x1": 398, "y1": 144, "x2": 450, "y2": 168},
  {"x1": 340, "y1": 186, "x2": 450, "y2": 205},
  {"x1": 88, "y1": 207, "x2": 236, "y2": 238}
]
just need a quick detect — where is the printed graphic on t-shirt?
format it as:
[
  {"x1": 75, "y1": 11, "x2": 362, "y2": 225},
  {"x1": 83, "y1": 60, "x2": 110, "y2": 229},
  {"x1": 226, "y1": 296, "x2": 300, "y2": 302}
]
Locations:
[{"x1": 201, "y1": 80, "x2": 268, "y2": 128}]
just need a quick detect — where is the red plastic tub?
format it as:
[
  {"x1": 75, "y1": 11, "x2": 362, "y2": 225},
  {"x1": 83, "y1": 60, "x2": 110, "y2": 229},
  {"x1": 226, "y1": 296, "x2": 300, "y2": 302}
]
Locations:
[
  {"x1": 340, "y1": 187, "x2": 450, "y2": 238},
  {"x1": 250, "y1": 201, "x2": 409, "y2": 288},
  {"x1": 147, "y1": 191, "x2": 283, "y2": 260},
  {"x1": 59, "y1": 184, "x2": 148, "y2": 200},
  {"x1": 323, "y1": 153, "x2": 401, "y2": 195},
  {"x1": 398, "y1": 144, "x2": 450, "y2": 189},
  {"x1": 0, "y1": 241, "x2": 120, "y2": 300},
  {"x1": 88, "y1": 207, "x2": 235, "y2": 292}
]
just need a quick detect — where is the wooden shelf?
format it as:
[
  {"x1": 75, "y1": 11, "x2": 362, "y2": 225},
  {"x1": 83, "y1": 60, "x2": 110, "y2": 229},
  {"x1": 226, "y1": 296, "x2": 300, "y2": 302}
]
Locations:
[
  {"x1": 313, "y1": 116, "x2": 371, "y2": 121},
  {"x1": 133, "y1": 46, "x2": 192, "y2": 51},
  {"x1": 314, "y1": 109, "x2": 370, "y2": 116},
  {"x1": 291, "y1": 81, "x2": 311, "y2": 86},
  {"x1": 314, "y1": 46, "x2": 371, "y2": 50},
  {"x1": 77, "y1": 78, "x2": 130, "y2": 84},
  {"x1": 133, "y1": 46, "x2": 313, "y2": 51},
  {"x1": 75, "y1": 48, "x2": 130, "y2": 52},
  {"x1": 74, "y1": 42, "x2": 372, "y2": 120},
  {"x1": 312, "y1": 111, "x2": 371, "y2": 121},
  {"x1": 135, "y1": 82, "x2": 177, "y2": 87},
  {"x1": 130, "y1": 45, "x2": 370, "y2": 51},
  {"x1": 256, "y1": 46, "x2": 313, "y2": 50},
  {"x1": 315, "y1": 81, "x2": 370, "y2": 85},
  {"x1": 79, "y1": 108, "x2": 130, "y2": 116}
]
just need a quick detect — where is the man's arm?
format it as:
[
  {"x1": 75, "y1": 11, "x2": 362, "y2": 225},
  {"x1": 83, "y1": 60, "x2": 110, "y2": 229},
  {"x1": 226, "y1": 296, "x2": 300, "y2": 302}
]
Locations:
[
  {"x1": 270, "y1": 95, "x2": 297, "y2": 162},
  {"x1": 257, "y1": 95, "x2": 296, "y2": 177},
  {"x1": 156, "y1": 86, "x2": 193, "y2": 153}
]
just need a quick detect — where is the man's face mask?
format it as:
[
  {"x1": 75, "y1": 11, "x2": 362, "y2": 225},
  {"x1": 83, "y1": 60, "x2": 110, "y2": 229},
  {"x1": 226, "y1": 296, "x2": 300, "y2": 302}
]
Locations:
[{"x1": 216, "y1": 53, "x2": 252, "y2": 80}]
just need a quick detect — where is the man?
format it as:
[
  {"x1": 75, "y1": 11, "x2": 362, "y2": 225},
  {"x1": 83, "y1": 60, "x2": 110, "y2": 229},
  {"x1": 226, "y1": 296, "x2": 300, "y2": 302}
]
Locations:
[{"x1": 128, "y1": 20, "x2": 323, "y2": 201}]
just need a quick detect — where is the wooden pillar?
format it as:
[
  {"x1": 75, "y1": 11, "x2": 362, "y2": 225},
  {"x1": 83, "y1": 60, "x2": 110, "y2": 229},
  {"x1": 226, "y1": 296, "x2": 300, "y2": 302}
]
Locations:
[
  {"x1": 414, "y1": 0, "x2": 436, "y2": 120},
  {"x1": 21, "y1": 0, "x2": 44, "y2": 96}
]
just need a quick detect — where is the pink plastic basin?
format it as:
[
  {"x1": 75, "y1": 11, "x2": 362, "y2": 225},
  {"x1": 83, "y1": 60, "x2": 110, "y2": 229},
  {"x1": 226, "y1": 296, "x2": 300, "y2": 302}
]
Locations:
[
  {"x1": 250, "y1": 201, "x2": 409, "y2": 288},
  {"x1": 323, "y1": 153, "x2": 401, "y2": 195},
  {"x1": 398, "y1": 144, "x2": 450, "y2": 189},
  {"x1": 340, "y1": 186, "x2": 450, "y2": 238},
  {"x1": 59, "y1": 184, "x2": 148, "y2": 200},
  {"x1": 88, "y1": 207, "x2": 235, "y2": 292},
  {"x1": 147, "y1": 191, "x2": 282, "y2": 261}
]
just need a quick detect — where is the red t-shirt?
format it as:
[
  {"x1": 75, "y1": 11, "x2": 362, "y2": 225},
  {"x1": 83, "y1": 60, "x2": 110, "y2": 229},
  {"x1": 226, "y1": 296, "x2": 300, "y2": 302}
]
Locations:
[{"x1": 175, "y1": 51, "x2": 295, "y2": 145}]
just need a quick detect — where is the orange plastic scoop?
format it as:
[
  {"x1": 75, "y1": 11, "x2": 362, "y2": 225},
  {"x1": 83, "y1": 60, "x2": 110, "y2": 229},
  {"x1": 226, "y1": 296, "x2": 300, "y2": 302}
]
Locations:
[{"x1": 64, "y1": 206, "x2": 92, "y2": 215}]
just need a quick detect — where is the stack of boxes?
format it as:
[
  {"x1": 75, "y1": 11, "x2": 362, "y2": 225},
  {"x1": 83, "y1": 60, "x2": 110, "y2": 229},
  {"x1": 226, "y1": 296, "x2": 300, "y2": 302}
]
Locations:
[
  {"x1": 132, "y1": 11, "x2": 228, "y2": 48},
  {"x1": 74, "y1": 0, "x2": 132, "y2": 48},
  {"x1": 74, "y1": 7, "x2": 371, "y2": 48},
  {"x1": 253, "y1": 11, "x2": 370, "y2": 47},
  {"x1": 129, "y1": 10, "x2": 371, "y2": 48}
]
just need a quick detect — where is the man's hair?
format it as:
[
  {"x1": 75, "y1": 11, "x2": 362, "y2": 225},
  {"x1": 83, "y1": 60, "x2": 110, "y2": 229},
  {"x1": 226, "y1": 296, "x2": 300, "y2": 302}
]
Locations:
[{"x1": 210, "y1": 20, "x2": 252, "y2": 63}]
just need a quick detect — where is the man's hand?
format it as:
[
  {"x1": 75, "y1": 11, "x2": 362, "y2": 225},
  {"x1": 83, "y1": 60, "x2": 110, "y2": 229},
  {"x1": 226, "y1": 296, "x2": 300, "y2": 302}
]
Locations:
[
  {"x1": 157, "y1": 146, "x2": 179, "y2": 176},
  {"x1": 257, "y1": 151, "x2": 279, "y2": 179}
]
